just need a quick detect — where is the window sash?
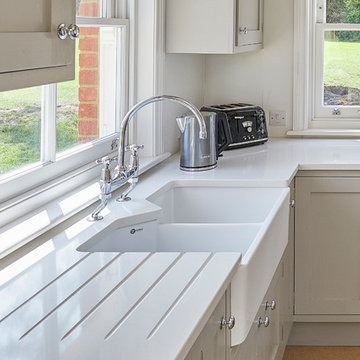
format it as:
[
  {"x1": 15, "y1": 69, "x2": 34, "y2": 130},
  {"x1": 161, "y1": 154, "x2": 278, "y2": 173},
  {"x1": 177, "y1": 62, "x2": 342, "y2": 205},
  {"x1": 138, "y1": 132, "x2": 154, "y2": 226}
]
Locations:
[
  {"x1": 292, "y1": 0, "x2": 360, "y2": 132},
  {"x1": 313, "y1": 24, "x2": 360, "y2": 125},
  {"x1": 0, "y1": 17, "x2": 129, "y2": 203}
]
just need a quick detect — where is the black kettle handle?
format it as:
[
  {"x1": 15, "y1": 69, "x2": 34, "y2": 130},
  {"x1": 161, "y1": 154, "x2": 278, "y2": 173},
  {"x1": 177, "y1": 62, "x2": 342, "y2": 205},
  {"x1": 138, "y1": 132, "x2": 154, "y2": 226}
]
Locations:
[{"x1": 217, "y1": 112, "x2": 232, "y2": 156}]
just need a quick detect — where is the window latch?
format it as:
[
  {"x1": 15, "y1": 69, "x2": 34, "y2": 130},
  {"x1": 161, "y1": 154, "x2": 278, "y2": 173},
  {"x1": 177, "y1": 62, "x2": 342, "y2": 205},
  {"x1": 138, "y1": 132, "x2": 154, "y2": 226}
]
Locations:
[{"x1": 332, "y1": 107, "x2": 341, "y2": 116}]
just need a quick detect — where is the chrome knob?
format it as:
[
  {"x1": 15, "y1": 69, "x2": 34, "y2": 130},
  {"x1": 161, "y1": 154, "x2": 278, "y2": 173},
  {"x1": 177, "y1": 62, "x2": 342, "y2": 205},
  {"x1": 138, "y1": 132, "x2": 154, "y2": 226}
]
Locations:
[
  {"x1": 257, "y1": 316, "x2": 270, "y2": 328},
  {"x1": 220, "y1": 315, "x2": 236, "y2": 330},
  {"x1": 265, "y1": 300, "x2": 276, "y2": 311},
  {"x1": 57, "y1": 24, "x2": 68, "y2": 40},
  {"x1": 68, "y1": 24, "x2": 80, "y2": 40},
  {"x1": 239, "y1": 27, "x2": 248, "y2": 35},
  {"x1": 57, "y1": 24, "x2": 80, "y2": 40}
]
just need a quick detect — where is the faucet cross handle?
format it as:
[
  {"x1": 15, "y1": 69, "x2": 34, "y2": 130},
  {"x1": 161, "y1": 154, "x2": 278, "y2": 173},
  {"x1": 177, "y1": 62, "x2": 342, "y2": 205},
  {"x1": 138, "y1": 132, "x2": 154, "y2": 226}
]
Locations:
[
  {"x1": 95, "y1": 155, "x2": 117, "y2": 166},
  {"x1": 125, "y1": 144, "x2": 144, "y2": 155}
]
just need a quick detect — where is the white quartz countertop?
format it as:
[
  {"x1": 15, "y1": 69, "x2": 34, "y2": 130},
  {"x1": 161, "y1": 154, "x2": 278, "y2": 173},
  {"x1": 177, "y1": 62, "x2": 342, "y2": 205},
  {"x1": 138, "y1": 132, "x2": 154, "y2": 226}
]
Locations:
[
  {"x1": 134, "y1": 138, "x2": 360, "y2": 201},
  {"x1": 0, "y1": 246, "x2": 240, "y2": 360},
  {"x1": 3, "y1": 138, "x2": 360, "y2": 359}
]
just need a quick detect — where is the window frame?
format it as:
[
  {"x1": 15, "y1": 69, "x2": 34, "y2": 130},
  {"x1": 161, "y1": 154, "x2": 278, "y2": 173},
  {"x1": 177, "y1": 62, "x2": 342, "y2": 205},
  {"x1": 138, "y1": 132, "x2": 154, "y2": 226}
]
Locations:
[
  {"x1": 0, "y1": 0, "x2": 173, "y2": 259},
  {"x1": 291, "y1": 0, "x2": 360, "y2": 134},
  {"x1": 0, "y1": 5, "x2": 129, "y2": 204}
]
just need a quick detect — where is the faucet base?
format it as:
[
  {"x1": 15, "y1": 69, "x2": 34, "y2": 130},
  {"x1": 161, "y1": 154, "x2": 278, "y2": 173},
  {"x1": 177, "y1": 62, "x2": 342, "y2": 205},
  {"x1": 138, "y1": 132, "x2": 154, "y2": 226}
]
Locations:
[
  {"x1": 116, "y1": 196, "x2": 131, "y2": 202},
  {"x1": 87, "y1": 214, "x2": 104, "y2": 222}
]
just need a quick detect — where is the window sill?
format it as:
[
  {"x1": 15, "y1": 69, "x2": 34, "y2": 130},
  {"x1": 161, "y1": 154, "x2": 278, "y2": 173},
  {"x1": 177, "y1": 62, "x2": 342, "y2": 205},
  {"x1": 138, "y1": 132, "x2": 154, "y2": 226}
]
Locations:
[
  {"x1": 287, "y1": 129, "x2": 360, "y2": 138},
  {"x1": 0, "y1": 152, "x2": 170, "y2": 260}
]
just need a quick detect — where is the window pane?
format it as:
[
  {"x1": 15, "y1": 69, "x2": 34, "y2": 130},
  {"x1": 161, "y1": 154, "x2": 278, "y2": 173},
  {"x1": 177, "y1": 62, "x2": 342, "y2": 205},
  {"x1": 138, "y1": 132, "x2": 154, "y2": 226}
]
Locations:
[
  {"x1": 77, "y1": 0, "x2": 102, "y2": 17},
  {"x1": 0, "y1": 87, "x2": 41, "y2": 175},
  {"x1": 327, "y1": 0, "x2": 360, "y2": 24},
  {"x1": 323, "y1": 31, "x2": 360, "y2": 106},
  {"x1": 56, "y1": 26, "x2": 118, "y2": 154}
]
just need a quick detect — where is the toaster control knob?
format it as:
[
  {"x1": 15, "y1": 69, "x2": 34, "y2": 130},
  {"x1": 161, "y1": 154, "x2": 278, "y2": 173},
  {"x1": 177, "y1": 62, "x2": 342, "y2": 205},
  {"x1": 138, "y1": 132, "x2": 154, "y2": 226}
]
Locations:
[{"x1": 247, "y1": 127, "x2": 252, "y2": 133}]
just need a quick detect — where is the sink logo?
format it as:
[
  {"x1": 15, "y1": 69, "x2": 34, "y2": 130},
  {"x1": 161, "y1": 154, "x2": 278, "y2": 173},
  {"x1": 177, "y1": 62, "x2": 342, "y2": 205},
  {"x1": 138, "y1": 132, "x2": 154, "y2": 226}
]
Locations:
[{"x1": 130, "y1": 228, "x2": 144, "y2": 235}]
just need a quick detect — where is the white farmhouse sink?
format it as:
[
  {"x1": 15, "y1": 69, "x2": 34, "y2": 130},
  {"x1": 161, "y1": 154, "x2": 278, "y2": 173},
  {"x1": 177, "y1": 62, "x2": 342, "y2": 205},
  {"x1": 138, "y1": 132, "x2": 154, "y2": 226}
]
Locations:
[
  {"x1": 148, "y1": 185, "x2": 284, "y2": 223},
  {"x1": 77, "y1": 183, "x2": 290, "y2": 347},
  {"x1": 149, "y1": 183, "x2": 290, "y2": 346}
]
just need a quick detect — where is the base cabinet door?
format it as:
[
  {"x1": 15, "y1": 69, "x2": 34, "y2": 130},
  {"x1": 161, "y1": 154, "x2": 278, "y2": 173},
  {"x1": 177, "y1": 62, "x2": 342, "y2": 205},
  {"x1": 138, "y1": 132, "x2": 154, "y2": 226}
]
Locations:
[
  {"x1": 185, "y1": 294, "x2": 227, "y2": 360},
  {"x1": 295, "y1": 176, "x2": 360, "y2": 315}
]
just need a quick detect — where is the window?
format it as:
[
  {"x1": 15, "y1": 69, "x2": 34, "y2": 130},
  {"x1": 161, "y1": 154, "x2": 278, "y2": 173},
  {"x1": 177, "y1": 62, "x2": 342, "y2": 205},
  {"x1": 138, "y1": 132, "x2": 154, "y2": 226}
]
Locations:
[
  {"x1": 0, "y1": 0, "x2": 129, "y2": 203},
  {"x1": 292, "y1": 0, "x2": 360, "y2": 133},
  {"x1": 314, "y1": 0, "x2": 360, "y2": 125}
]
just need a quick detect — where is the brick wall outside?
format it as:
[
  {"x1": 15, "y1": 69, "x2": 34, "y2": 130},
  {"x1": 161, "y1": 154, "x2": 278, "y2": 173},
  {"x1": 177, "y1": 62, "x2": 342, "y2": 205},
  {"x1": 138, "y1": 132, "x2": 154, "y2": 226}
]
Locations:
[{"x1": 78, "y1": 0, "x2": 101, "y2": 143}]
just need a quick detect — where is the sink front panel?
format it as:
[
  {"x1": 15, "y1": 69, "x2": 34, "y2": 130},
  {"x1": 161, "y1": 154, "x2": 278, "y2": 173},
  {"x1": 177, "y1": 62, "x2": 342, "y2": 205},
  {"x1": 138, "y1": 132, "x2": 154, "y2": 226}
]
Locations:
[{"x1": 156, "y1": 223, "x2": 261, "y2": 253}]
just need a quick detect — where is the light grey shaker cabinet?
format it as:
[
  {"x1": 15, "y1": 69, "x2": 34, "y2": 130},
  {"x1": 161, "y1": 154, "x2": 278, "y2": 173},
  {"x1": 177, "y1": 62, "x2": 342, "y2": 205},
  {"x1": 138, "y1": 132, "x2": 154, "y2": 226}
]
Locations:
[
  {"x1": 0, "y1": 0, "x2": 76, "y2": 91},
  {"x1": 295, "y1": 176, "x2": 360, "y2": 315},
  {"x1": 185, "y1": 293, "x2": 228, "y2": 360},
  {"x1": 165, "y1": 0, "x2": 263, "y2": 54}
]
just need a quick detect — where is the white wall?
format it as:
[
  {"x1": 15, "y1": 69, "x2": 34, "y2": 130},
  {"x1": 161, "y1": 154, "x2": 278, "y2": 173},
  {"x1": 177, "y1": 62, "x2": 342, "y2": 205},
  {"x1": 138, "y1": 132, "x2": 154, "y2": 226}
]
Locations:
[
  {"x1": 203, "y1": 0, "x2": 294, "y2": 137},
  {"x1": 134, "y1": 0, "x2": 206, "y2": 156},
  {"x1": 162, "y1": 54, "x2": 205, "y2": 154},
  {"x1": 160, "y1": 0, "x2": 295, "y2": 155}
]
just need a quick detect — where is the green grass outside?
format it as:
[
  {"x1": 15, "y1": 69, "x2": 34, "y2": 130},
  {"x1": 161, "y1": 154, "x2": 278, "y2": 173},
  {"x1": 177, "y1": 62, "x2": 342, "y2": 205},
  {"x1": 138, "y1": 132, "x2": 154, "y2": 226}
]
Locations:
[{"x1": 324, "y1": 39, "x2": 360, "y2": 88}]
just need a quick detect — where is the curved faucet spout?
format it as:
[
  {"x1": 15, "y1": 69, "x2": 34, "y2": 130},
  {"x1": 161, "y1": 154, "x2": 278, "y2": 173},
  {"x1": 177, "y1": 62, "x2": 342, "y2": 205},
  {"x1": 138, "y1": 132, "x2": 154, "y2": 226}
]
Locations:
[
  {"x1": 89, "y1": 95, "x2": 206, "y2": 221},
  {"x1": 118, "y1": 95, "x2": 207, "y2": 170}
]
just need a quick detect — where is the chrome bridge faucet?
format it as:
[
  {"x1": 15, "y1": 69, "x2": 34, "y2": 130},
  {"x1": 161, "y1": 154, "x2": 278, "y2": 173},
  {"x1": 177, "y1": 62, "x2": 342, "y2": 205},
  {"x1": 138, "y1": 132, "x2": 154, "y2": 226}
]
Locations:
[{"x1": 88, "y1": 95, "x2": 207, "y2": 221}]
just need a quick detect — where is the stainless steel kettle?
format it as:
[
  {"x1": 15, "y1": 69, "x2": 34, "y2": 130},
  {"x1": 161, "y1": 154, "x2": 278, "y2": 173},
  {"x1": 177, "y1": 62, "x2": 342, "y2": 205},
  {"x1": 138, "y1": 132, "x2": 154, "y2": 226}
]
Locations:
[{"x1": 176, "y1": 111, "x2": 232, "y2": 171}]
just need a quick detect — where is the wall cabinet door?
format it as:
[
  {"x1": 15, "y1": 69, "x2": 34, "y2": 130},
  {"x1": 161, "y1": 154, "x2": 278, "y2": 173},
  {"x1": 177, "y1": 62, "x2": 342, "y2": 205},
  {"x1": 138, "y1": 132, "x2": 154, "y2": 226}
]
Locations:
[
  {"x1": 0, "y1": 0, "x2": 75, "y2": 91},
  {"x1": 237, "y1": 0, "x2": 263, "y2": 47},
  {"x1": 165, "y1": 0, "x2": 263, "y2": 54},
  {"x1": 295, "y1": 176, "x2": 360, "y2": 315}
]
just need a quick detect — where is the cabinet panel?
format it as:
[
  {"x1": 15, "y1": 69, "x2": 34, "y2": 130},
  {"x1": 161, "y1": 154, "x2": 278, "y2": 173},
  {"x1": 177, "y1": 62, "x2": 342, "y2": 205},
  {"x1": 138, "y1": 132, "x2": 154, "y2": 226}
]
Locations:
[
  {"x1": 0, "y1": 0, "x2": 75, "y2": 90},
  {"x1": 166, "y1": 0, "x2": 263, "y2": 54},
  {"x1": 185, "y1": 294, "x2": 226, "y2": 360},
  {"x1": 237, "y1": 0, "x2": 263, "y2": 46},
  {"x1": 295, "y1": 177, "x2": 360, "y2": 315},
  {"x1": 0, "y1": 0, "x2": 50, "y2": 32},
  {"x1": 165, "y1": 0, "x2": 234, "y2": 54}
]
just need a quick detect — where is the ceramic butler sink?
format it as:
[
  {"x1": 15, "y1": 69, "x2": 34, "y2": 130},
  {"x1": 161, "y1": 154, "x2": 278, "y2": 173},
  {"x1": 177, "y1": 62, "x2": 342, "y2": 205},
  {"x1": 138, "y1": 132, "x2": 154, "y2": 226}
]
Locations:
[
  {"x1": 148, "y1": 183, "x2": 290, "y2": 346},
  {"x1": 148, "y1": 185, "x2": 285, "y2": 223},
  {"x1": 77, "y1": 183, "x2": 290, "y2": 346}
]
